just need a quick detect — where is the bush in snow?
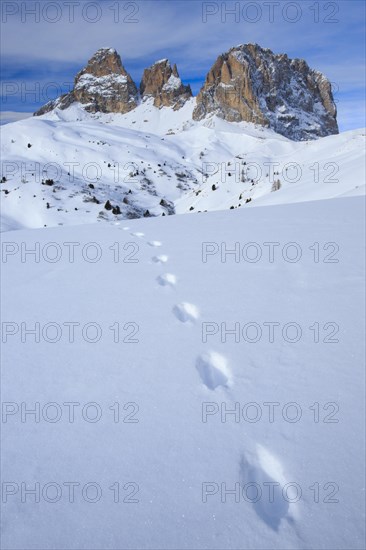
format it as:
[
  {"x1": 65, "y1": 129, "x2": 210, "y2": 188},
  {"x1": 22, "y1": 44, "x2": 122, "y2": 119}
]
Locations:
[{"x1": 271, "y1": 179, "x2": 281, "y2": 192}]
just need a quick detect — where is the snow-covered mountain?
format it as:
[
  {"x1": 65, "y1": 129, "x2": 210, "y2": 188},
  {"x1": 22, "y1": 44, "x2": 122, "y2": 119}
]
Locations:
[
  {"x1": 34, "y1": 45, "x2": 338, "y2": 141},
  {"x1": 1, "y1": 45, "x2": 364, "y2": 232},
  {"x1": 1, "y1": 98, "x2": 364, "y2": 231},
  {"x1": 34, "y1": 48, "x2": 192, "y2": 116},
  {"x1": 193, "y1": 44, "x2": 339, "y2": 140},
  {"x1": 1, "y1": 44, "x2": 365, "y2": 550}
]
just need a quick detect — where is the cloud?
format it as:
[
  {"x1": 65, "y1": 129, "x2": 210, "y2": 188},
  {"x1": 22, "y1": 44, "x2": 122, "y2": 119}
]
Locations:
[{"x1": 0, "y1": 111, "x2": 33, "y2": 125}]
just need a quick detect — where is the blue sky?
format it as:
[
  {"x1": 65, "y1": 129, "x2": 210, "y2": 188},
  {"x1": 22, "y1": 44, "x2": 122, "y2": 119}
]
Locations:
[{"x1": 1, "y1": 0, "x2": 365, "y2": 130}]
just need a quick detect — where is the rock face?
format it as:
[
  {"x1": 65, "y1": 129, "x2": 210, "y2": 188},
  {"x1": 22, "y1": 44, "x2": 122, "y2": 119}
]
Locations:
[
  {"x1": 193, "y1": 43, "x2": 338, "y2": 140},
  {"x1": 35, "y1": 48, "x2": 138, "y2": 115},
  {"x1": 140, "y1": 59, "x2": 192, "y2": 110},
  {"x1": 34, "y1": 44, "x2": 338, "y2": 141}
]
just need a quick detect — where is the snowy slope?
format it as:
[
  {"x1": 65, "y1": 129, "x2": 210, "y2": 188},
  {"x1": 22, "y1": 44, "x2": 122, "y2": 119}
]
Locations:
[
  {"x1": 1, "y1": 101, "x2": 365, "y2": 231},
  {"x1": 1, "y1": 196, "x2": 365, "y2": 549}
]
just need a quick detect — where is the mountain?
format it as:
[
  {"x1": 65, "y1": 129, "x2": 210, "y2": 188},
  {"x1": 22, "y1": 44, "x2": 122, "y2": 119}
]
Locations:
[
  {"x1": 140, "y1": 59, "x2": 192, "y2": 110},
  {"x1": 34, "y1": 44, "x2": 338, "y2": 141},
  {"x1": 193, "y1": 43, "x2": 338, "y2": 140},
  {"x1": 35, "y1": 48, "x2": 139, "y2": 115},
  {"x1": 1, "y1": 99, "x2": 364, "y2": 231},
  {"x1": 1, "y1": 45, "x2": 364, "y2": 232},
  {"x1": 1, "y1": 44, "x2": 365, "y2": 550},
  {"x1": 35, "y1": 48, "x2": 191, "y2": 117}
]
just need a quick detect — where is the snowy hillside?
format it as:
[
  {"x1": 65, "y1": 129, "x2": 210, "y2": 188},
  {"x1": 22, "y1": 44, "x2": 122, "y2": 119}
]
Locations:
[
  {"x1": 1, "y1": 44, "x2": 365, "y2": 548},
  {"x1": 1, "y1": 100, "x2": 365, "y2": 232},
  {"x1": 1, "y1": 196, "x2": 365, "y2": 549}
]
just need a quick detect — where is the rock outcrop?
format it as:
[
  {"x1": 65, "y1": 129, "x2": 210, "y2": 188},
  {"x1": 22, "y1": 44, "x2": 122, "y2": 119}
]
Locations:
[
  {"x1": 35, "y1": 48, "x2": 138, "y2": 115},
  {"x1": 193, "y1": 43, "x2": 338, "y2": 140},
  {"x1": 34, "y1": 44, "x2": 339, "y2": 141},
  {"x1": 140, "y1": 59, "x2": 192, "y2": 110}
]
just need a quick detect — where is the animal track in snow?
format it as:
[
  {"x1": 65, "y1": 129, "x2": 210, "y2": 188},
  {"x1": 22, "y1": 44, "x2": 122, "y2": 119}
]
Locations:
[
  {"x1": 240, "y1": 444, "x2": 296, "y2": 531},
  {"x1": 130, "y1": 232, "x2": 144, "y2": 238},
  {"x1": 152, "y1": 254, "x2": 168, "y2": 263},
  {"x1": 148, "y1": 240, "x2": 162, "y2": 247},
  {"x1": 196, "y1": 351, "x2": 231, "y2": 390},
  {"x1": 157, "y1": 273, "x2": 177, "y2": 287},
  {"x1": 173, "y1": 302, "x2": 200, "y2": 323}
]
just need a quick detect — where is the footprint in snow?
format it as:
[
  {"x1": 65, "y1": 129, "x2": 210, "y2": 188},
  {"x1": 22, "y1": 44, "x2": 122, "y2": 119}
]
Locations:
[
  {"x1": 157, "y1": 273, "x2": 176, "y2": 287},
  {"x1": 196, "y1": 351, "x2": 231, "y2": 390},
  {"x1": 173, "y1": 302, "x2": 200, "y2": 323},
  {"x1": 148, "y1": 240, "x2": 162, "y2": 247},
  {"x1": 240, "y1": 444, "x2": 296, "y2": 531},
  {"x1": 130, "y1": 232, "x2": 144, "y2": 238},
  {"x1": 152, "y1": 254, "x2": 168, "y2": 263}
]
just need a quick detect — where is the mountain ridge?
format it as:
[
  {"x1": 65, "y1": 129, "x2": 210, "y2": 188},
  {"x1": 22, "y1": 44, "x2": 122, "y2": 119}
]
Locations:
[{"x1": 34, "y1": 44, "x2": 338, "y2": 141}]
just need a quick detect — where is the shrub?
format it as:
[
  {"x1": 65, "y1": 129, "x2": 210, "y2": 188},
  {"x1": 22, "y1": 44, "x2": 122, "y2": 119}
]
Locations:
[{"x1": 271, "y1": 179, "x2": 281, "y2": 192}]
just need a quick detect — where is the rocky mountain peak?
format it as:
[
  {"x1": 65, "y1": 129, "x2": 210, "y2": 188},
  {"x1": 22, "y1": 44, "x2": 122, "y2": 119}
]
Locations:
[
  {"x1": 140, "y1": 59, "x2": 192, "y2": 110},
  {"x1": 34, "y1": 44, "x2": 338, "y2": 141},
  {"x1": 77, "y1": 47, "x2": 127, "y2": 78},
  {"x1": 193, "y1": 43, "x2": 338, "y2": 140},
  {"x1": 35, "y1": 47, "x2": 138, "y2": 116}
]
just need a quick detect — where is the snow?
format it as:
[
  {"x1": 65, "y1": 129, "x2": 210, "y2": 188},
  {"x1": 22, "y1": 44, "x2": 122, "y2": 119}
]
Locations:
[
  {"x1": 0, "y1": 112, "x2": 33, "y2": 125},
  {"x1": 162, "y1": 74, "x2": 182, "y2": 91},
  {"x1": 153, "y1": 58, "x2": 169, "y2": 66},
  {"x1": 1, "y1": 195, "x2": 365, "y2": 549},
  {"x1": 1, "y1": 102, "x2": 364, "y2": 232},
  {"x1": 95, "y1": 47, "x2": 117, "y2": 55},
  {"x1": 0, "y1": 36, "x2": 365, "y2": 549},
  {"x1": 75, "y1": 73, "x2": 128, "y2": 95}
]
